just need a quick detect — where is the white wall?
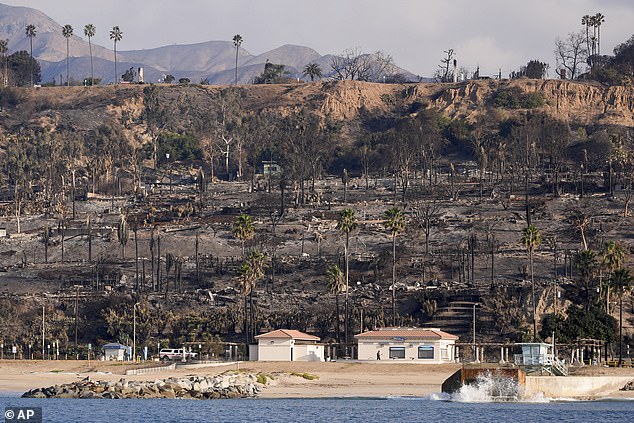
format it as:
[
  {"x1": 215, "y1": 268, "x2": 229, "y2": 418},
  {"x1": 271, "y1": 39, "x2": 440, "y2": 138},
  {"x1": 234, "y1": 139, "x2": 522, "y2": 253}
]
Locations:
[
  {"x1": 294, "y1": 344, "x2": 324, "y2": 362},
  {"x1": 257, "y1": 339, "x2": 292, "y2": 361},
  {"x1": 357, "y1": 340, "x2": 455, "y2": 363},
  {"x1": 256, "y1": 339, "x2": 324, "y2": 361}
]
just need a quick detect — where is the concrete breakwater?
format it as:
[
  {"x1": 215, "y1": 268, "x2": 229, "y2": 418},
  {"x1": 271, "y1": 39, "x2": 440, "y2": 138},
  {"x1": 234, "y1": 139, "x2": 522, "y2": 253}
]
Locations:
[
  {"x1": 524, "y1": 376, "x2": 634, "y2": 398},
  {"x1": 22, "y1": 374, "x2": 261, "y2": 399}
]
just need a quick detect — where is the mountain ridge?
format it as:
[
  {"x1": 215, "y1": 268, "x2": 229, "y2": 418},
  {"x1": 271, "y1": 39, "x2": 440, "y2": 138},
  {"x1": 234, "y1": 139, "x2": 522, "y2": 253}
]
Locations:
[{"x1": 0, "y1": 3, "x2": 418, "y2": 84}]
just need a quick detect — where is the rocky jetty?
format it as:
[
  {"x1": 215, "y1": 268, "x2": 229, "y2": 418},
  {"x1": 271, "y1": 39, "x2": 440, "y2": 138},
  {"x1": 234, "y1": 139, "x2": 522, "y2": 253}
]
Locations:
[{"x1": 22, "y1": 374, "x2": 261, "y2": 399}]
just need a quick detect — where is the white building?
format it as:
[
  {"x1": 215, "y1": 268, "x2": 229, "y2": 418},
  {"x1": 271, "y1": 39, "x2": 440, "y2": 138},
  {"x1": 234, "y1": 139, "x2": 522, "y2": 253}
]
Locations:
[
  {"x1": 102, "y1": 342, "x2": 128, "y2": 361},
  {"x1": 355, "y1": 327, "x2": 458, "y2": 363},
  {"x1": 251, "y1": 329, "x2": 324, "y2": 362}
]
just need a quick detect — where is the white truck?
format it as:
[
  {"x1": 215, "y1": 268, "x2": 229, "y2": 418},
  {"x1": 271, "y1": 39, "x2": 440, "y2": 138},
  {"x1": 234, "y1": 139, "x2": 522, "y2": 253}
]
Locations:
[{"x1": 159, "y1": 348, "x2": 197, "y2": 361}]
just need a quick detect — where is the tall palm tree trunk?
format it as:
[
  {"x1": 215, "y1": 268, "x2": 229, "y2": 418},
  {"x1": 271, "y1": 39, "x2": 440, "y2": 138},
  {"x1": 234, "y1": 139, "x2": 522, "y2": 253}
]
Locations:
[
  {"x1": 66, "y1": 38, "x2": 70, "y2": 86},
  {"x1": 335, "y1": 293, "x2": 341, "y2": 344},
  {"x1": 88, "y1": 38, "x2": 94, "y2": 86},
  {"x1": 234, "y1": 47, "x2": 239, "y2": 84},
  {"x1": 619, "y1": 294, "x2": 623, "y2": 366},
  {"x1": 344, "y1": 233, "x2": 349, "y2": 352},
  {"x1": 114, "y1": 41, "x2": 118, "y2": 84},
  {"x1": 244, "y1": 295, "x2": 249, "y2": 346},
  {"x1": 250, "y1": 289, "x2": 255, "y2": 344},
  {"x1": 134, "y1": 229, "x2": 139, "y2": 290},
  {"x1": 530, "y1": 250, "x2": 537, "y2": 341},
  {"x1": 392, "y1": 234, "x2": 397, "y2": 325},
  {"x1": 29, "y1": 38, "x2": 33, "y2": 87},
  {"x1": 156, "y1": 236, "x2": 161, "y2": 291}
]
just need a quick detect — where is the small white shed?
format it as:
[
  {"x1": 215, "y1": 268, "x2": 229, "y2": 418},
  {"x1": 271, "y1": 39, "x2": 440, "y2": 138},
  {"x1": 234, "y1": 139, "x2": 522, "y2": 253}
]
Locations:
[
  {"x1": 252, "y1": 329, "x2": 324, "y2": 362},
  {"x1": 355, "y1": 327, "x2": 458, "y2": 363},
  {"x1": 102, "y1": 342, "x2": 128, "y2": 361}
]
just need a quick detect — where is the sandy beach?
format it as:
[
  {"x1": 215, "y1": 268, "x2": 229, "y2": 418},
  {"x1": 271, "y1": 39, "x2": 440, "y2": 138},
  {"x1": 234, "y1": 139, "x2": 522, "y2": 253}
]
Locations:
[{"x1": 1, "y1": 359, "x2": 633, "y2": 399}]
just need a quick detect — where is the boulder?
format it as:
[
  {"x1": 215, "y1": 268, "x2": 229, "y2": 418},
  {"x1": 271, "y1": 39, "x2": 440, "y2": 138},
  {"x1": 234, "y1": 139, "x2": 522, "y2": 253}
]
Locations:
[{"x1": 21, "y1": 372, "x2": 264, "y2": 400}]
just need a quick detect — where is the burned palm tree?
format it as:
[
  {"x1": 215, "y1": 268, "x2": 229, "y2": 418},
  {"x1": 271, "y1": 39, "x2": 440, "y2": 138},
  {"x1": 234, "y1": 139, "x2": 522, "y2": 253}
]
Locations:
[
  {"x1": 165, "y1": 252, "x2": 174, "y2": 297},
  {"x1": 383, "y1": 207, "x2": 405, "y2": 325},
  {"x1": 520, "y1": 224, "x2": 541, "y2": 341},
  {"x1": 117, "y1": 213, "x2": 129, "y2": 258},
  {"x1": 326, "y1": 264, "x2": 345, "y2": 344},
  {"x1": 238, "y1": 251, "x2": 266, "y2": 344},
  {"x1": 609, "y1": 268, "x2": 632, "y2": 366},
  {"x1": 233, "y1": 213, "x2": 255, "y2": 255},
  {"x1": 42, "y1": 224, "x2": 50, "y2": 263},
  {"x1": 336, "y1": 208, "x2": 357, "y2": 349}
]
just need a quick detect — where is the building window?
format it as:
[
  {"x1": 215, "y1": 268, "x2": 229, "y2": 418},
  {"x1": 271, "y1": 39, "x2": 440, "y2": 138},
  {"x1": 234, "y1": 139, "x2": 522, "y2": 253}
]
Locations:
[
  {"x1": 389, "y1": 347, "x2": 405, "y2": 359},
  {"x1": 418, "y1": 345, "x2": 434, "y2": 359}
]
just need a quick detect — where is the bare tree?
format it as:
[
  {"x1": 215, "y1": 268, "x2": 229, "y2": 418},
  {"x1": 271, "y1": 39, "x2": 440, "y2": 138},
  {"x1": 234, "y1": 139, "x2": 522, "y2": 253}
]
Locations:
[
  {"x1": 568, "y1": 208, "x2": 593, "y2": 251},
  {"x1": 368, "y1": 51, "x2": 396, "y2": 82},
  {"x1": 331, "y1": 48, "x2": 373, "y2": 81},
  {"x1": 435, "y1": 49, "x2": 455, "y2": 82},
  {"x1": 554, "y1": 31, "x2": 588, "y2": 79},
  {"x1": 218, "y1": 88, "x2": 243, "y2": 179},
  {"x1": 142, "y1": 86, "x2": 179, "y2": 168},
  {"x1": 410, "y1": 200, "x2": 441, "y2": 254}
]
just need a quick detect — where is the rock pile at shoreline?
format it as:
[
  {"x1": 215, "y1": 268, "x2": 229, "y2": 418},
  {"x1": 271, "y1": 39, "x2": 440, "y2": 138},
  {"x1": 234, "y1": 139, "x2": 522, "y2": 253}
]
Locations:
[{"x1": 22, "y1": 374, "x2": 261, "y2": 399}]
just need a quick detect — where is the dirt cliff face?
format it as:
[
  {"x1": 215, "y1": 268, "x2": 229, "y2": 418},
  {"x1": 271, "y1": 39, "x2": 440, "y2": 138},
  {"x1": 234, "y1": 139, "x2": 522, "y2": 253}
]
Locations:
[
  {"x1": 430, "y1": 79, "x2": 634, "y2": 127},
  {"x1": 2, "y1": 79, "x2": 633, "y2": 141}
]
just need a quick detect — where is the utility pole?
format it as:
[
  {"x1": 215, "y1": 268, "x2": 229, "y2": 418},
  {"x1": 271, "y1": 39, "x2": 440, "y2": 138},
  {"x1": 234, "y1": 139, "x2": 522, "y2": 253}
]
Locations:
[
  {"x1": 472, "y1": 303, "x2": 476, "y2": 344},
  {"x1": 41, "y1": 305, "x2": 45, "y2": 359},
  {"x1": 74, "y1": 287, "x2": 79, "y2": 353}
]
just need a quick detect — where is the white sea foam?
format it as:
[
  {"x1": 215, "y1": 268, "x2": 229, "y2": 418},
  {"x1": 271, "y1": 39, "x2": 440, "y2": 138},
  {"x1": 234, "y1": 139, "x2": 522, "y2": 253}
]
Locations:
[
  {"x1": 521, "y1": 392, "x2": 551, "y2": 403},
  {"x1": 428, "y1": 392, "x2": 451, "y2": 401},
  {"x1": 438, "y1": 372, "x2": 523, "y2": 403}
]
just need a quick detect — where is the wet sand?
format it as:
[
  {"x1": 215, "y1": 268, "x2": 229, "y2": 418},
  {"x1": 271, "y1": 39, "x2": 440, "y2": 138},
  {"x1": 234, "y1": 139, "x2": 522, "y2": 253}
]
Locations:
[{"x1": 1, "y1": 360, "x2": 632, "y2": 399}]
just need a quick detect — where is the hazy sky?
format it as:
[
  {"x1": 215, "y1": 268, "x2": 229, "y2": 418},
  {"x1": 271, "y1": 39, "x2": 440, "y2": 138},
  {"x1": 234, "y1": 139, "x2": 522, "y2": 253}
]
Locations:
[{"x1": 2, "y1": 0, "x2": 634, "y2": 77}]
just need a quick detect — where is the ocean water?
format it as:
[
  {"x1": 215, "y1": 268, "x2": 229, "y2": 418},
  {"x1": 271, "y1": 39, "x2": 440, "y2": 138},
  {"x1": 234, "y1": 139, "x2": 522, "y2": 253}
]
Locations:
[{"x1": 1, "y1": 395, "x2": 633, "y2": 423}]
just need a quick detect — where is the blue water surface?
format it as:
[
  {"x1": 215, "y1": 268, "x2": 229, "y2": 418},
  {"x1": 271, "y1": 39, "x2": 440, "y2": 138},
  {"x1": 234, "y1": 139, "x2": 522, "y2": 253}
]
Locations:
[{"x1": 1, "y1": 395, "x2": 633, "y2": 423}]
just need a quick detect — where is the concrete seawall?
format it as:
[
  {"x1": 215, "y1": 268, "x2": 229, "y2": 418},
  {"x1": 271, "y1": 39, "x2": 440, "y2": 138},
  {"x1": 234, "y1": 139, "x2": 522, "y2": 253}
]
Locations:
[{"x1": 525, "y1": 376, "x2": 633, "y2": 398}]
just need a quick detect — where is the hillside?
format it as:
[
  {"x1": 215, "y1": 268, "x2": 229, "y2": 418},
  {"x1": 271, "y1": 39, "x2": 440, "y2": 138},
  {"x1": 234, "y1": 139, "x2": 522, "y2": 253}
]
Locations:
[
  {"x1": 2, "y1": 79, "x2": 634, "y2": 136},
  {"x1": 1, "y1": 79, "x2": 634, "y2": 360},
  {"x1": 430, "y1": 79, "x2": 634, "y2": 127}
]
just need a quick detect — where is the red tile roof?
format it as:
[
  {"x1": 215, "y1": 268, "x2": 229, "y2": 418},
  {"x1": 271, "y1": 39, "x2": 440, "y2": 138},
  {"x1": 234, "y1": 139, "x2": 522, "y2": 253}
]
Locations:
[
  {"x1": 354, "y1": 327, "x2": 458, "y2": 340},
  {"x1": 255, "y1": 329, "x2": 320, "y2": 341}
]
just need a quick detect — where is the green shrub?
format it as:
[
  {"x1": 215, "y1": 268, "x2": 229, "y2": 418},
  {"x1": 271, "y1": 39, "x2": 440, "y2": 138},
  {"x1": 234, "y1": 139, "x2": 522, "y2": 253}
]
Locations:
[
  {"x1": 291, "y1": 372, "x2": 319, "y2": 380},
  {"x1": 493, "y1": 88, "x2": 544, "y2": 109},
  {"x1": 380, "y1": 93, "x2": 395, "y2": 105},
  {"x1": 540, "y1": 304, "x2": 617, "y2": 343},
  {"x1": 157, "y1": 132, "x2": 202, "y2": 163}
]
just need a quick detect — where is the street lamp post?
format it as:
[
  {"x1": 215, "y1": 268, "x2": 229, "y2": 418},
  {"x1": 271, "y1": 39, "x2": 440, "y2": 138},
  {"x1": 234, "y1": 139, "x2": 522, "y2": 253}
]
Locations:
[
  {"x1": 472, "y1": 303, "x2": 479, "y2": 362},
  {"x1": 42, "y1": 306, "x2": 45, "y2": 360},
  {"x1": 133, "y1": 304, "x2": 136, "y2": 362}
]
